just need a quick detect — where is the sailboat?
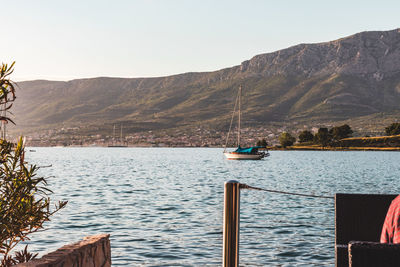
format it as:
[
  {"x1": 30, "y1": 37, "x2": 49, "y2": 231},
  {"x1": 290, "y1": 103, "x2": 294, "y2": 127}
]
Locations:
[
  {"x1": 108, "y1": 124, "x2": 128, "y2": 147},
  {"x1": 223, "y1": 85, "x2": 269, "y2": 160}
]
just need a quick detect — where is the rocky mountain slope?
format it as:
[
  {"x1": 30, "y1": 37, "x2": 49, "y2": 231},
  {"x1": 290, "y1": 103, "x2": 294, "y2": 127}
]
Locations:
[{"x1": 11, "y1": 28, "x2": 400, "y2": 136}]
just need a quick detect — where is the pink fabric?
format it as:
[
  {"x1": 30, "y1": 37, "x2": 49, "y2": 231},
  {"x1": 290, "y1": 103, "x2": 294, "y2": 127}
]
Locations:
[{"x1": 381, "y1": 195, "x2": 400, "y2": 243}]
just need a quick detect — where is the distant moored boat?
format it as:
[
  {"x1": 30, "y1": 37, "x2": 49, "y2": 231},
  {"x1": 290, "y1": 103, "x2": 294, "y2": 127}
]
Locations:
[{"x1": 108, "y1": 124, "x2": 128, "y2": 147}]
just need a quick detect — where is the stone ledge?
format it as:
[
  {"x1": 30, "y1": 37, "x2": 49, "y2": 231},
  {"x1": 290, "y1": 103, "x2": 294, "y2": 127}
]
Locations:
[{"x1": 15, "y1": 234, "x2": 111, "y2": 267}]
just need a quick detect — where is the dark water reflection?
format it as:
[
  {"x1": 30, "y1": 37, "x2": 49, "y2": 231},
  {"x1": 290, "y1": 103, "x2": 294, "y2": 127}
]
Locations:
[{"x1": 22, "y1": 148, "x2": 400, "y2": 266}]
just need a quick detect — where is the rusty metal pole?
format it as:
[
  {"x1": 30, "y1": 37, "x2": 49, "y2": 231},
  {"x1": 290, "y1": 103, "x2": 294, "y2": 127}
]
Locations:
[{"x1": 223, "y1": 180, "x2": 241, "y2": 267}]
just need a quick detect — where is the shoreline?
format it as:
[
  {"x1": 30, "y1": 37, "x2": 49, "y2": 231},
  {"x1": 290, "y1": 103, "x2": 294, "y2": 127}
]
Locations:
[
  {"x1": 270, "y1": 146, "x2": 400, "y2": 151},
  {"x1": 25, "y1": 145, "x2": 400, "y2": 151}
]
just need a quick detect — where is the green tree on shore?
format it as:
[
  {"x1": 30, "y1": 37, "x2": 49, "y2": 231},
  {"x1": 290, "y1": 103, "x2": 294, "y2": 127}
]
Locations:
[
  {"x1": 279, "y1": 132, "x2": 296, "y2": 148},
  {"x1": 298, "y1": 130, "x2": 314, "y2": 143},
  {"x1": 314, "y1": 127, "x2": 331, "y2": 147},
  {"x1": 256, "y1": 138, "x2": 268, "y2": 147},
  {"x1": 330, "y1": 124, "x2": 353, "y2": 141},
  {"x1": 385, "y1": 123, "x2": 400, "y2": 136},
  {"x1": 0, "y1": 63, "x2": 67, "y2": 266}
]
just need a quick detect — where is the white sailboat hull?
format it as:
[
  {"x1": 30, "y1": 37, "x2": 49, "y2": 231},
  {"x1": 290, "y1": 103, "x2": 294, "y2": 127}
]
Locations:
[{"x1": 223, "y1": 152, "x2": 265, "y2": 160}]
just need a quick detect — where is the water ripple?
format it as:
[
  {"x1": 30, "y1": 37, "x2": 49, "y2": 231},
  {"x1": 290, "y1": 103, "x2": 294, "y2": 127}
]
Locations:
[{"x1": 20, "y1": 148, "x2": 400, "y2": 266}]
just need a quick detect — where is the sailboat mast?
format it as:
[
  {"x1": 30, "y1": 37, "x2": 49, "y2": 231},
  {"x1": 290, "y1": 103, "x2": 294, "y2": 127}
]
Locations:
[
  {"x1": 224, "y1": 87, "x2": 240, "y2": 152},
  {"x1": 237, "y1": 85, "x2": 241, "y2": 146},
  {"x1": 113, "y1": 125, "x2": 116, "y2": 146},
  {"x1": 120, "y1": 124, "x2": 123, "y2": 144}
]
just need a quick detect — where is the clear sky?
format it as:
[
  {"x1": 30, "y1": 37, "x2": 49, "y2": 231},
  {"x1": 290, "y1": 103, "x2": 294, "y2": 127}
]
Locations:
[{"x1": 1, "y1": 0, "x2": 399, "y2": 81}]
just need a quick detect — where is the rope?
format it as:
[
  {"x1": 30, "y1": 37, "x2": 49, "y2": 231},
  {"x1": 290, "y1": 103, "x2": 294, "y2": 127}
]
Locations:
[
  {"x1": 239, "y1": 183, "x2": 334, "y2": 199},
  {"x1": 245, "y1": 219, "x2": 334, "y2": 228}
]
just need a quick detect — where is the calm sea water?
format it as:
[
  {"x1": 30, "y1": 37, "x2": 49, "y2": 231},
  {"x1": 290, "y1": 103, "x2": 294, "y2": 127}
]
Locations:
[{"x1": 21, "y1": 148, "x2": 400, "y2": 266}]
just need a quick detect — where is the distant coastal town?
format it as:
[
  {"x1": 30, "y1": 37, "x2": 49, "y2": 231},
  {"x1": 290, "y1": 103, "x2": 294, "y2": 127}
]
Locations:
[
  {"x1": 23, "y1": 126, "x2": 276, "y2": 147},
  {"x1": 18, "y1": 122, "x2": 386, "y2": 148}
]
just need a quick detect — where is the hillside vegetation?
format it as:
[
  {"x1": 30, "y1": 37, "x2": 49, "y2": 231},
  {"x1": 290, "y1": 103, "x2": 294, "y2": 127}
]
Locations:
[{"x1": 340, "y1": 135, "x2": 400, "y2": 147}]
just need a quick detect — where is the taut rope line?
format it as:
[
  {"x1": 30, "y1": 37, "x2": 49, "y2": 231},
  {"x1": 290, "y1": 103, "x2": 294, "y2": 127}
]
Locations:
[{"x1": 239, "y1": 183, "x2": 334, "y2": 199}]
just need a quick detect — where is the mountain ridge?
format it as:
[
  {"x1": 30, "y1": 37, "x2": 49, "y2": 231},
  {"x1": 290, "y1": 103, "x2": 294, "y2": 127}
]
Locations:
[{"x1": 11, "y1": 28, "x2": 400, "y2": 139}]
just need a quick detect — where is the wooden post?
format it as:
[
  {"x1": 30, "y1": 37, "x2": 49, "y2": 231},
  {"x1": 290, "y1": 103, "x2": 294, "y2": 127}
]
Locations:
[{"x1": 223, "y1": 180, "x2": 240, "y2": 267}]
